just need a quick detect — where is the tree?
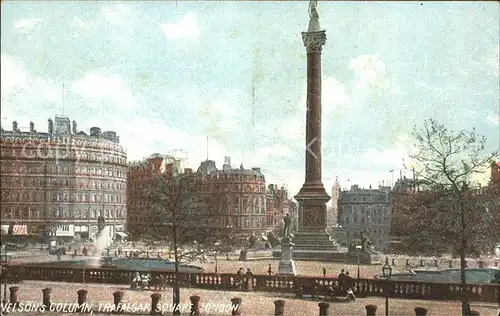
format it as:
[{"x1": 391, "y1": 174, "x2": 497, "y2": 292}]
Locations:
[
  {"x1": 402, "y1": 119, "x2": 498, "y2": 315},
  {"x1": 148, "y1": 171, "x2": 237, "y2": 315}
]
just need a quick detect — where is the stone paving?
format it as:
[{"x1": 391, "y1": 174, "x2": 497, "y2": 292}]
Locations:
[{"x1": 2, "y1": 281, "x2": 498, "y2": 316}]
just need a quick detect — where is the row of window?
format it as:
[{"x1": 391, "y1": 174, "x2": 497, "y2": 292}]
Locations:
[
  {"x1": 128, "y1": 215, "x2": 267, "y2": 228},
  {"x1": 0, "y1": 162, "x2": 127, "y2": 179},
  {"x1": 0, "y1": 135, "x2": 123, "y2": 151},
  {"x1": 1, "y1": 147, "x2": 126, "y2": 166},
  {"x1": 0, "y1": 207, "x2": 126, "y2": 220},
  {"x1": 1, "y1": 176, "x2": 126, "y2": 190},
  {"x1": 1, "y1": 191, "x2": 125, "y2": 204}
]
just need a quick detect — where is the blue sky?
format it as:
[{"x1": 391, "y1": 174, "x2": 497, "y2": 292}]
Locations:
[{"x1": 1, "y1": 1, "x2": 499, "y2": 196}]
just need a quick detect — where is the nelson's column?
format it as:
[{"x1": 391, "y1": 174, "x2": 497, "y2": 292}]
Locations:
[{"x1": 293, "y1": 0, "x2": 338, "y2": 260}]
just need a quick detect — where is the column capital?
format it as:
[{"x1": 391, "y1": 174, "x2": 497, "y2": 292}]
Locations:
[{"x1": 302, "y1": 30, "x2": 326, "y2": 53}]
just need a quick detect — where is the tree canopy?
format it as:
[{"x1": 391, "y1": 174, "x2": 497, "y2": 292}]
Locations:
[
  {"x1": 392, "y1": 119, "x2": 499, "y2": 256},
  {"x1": 146, "y1": 172, "x2": 238, "y2": 263}
]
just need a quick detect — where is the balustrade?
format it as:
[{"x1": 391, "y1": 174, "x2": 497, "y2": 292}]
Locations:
[
  {"x1": 4, "y1": 287, "x2": 497, "y2": 315},
  {"x1": 150, "y1": 293, "x2": 161, "y2": 315},
  {"x1": 190, "y1": 295, "x2": 201, "y2": 315},
  {"x1": 414, "y1": 307, "x2": 428, "y2": 316},
  {"x1": 365, "y1": 304, "x2": 377, "y2": 316},
  {"x1": 8, "y1": 264, "x2": 500, "y2": 303},
  {"x1": 274, "y1": 299, "x2": 285, "y2": 316},
  {"x1": 112, "y1": 291, "x2": 124, "y2": 314},
  {"x1": 230, "y1": 297, "x2": 242, "y2": 316},
  {"x1": 9, "y1": 286, "x2": 19, "y2": 308},
  {"x1": 318, "y1": 302, "x2": 330, "y2": 316}
]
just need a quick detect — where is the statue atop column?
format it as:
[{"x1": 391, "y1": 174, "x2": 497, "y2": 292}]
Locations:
[
  {"x1": 309, "y1": 0, "x2": 319, "y2": 19},
  {"x1": 283, "y1": 213, "x2": 292, "y2": 239}
]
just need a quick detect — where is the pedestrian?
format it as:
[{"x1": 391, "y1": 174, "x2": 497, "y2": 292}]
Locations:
[
  {"x1": 245, "y1": 268, "x2": 253, "y2": 291},
  {"x1": 236, "y1": 267, "x2": 244, "y2": 290},
  {"x1": 322, "y1": 267, "x2": 326, "y2": 277},
  {"x1": 268, "y1": 263, "x2": 273, "y2": 275},
  {"x1": 345, "y1": 271, "x2": 356, "y2": 302},
  {"x1": 338, "y1": 269, "x2": 346, "y2": 294}
]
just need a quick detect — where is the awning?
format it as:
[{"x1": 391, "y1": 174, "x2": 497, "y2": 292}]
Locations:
[
  {"x1": 12, "y1": 225, "x2": 28, "y2": 235},
  {"x1": 115, "y1": 232, "x2": 127, "y2": 238}
]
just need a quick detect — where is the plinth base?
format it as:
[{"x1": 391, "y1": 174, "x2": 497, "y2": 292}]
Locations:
[{"x1": 277, "y1": 260, "x2": 297, "y2": 276}]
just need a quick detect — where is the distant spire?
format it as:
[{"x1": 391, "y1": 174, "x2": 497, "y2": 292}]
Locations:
[{"x1": 62, "y1": 83, "x2": 65, "y2": 116}]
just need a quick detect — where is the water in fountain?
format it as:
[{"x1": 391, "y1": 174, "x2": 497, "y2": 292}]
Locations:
[{"x1": 91, "y1": 226, "x2": 112, "y2": 266}]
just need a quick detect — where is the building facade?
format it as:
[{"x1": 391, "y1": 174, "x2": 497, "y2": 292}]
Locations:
[
  {"x1": 265, "y1": 184, "x2": 297, "y2": 233},
  {"x1": 337, "y1": 184, "x2": 392, "y2": 250},
  {"x1": 127, "y1": 156, "x2": 268, "y2": 241},
  {"x1": 329, "y1": 177, "x2": 341, "y2": 230},
  {"x1": 0, "y1": 116, "x2": 127, "y2": 242},
  {"x1": 198, "y1": 157, "x2": 267, "y2": 238},
  {"x1": 127, "y1": 154, "x2": 182, "y2": 237}
]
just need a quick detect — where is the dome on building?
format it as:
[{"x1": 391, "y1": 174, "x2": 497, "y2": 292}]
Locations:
[{"x1": 197, "y1": 160, "x2": 217, "y2": 175}]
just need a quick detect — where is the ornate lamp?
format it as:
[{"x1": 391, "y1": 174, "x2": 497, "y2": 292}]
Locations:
[
  {"x1": 381, "y1": 256, "x2": 392, "y2": 316},
  {"x1": 382, "y1": 256, "x2": 392, "y2": 279}
]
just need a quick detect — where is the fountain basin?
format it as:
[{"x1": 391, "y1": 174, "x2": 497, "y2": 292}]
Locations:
[
  {"x1": 376, "y1": 267, "x2": 500, "y2": 284},
  {"x1": 34, "y1": 257, "x2": 204, "y2": 273}
]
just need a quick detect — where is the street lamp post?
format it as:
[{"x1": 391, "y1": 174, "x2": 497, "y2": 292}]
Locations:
[
  {"x1": 356, "y1": 245, "x2": 362, "y2": 279},
  {"x1": 382, "y1": 256, "x2": 393, "y2": 316},
  {"x1": 1, "y1": 252, "x2": 11, "y2": 307},
  {"x1": 214, "y1": 242, "x2": 220, "y2": 274}
]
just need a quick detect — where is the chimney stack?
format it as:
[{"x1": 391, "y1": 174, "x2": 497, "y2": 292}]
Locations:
[
  {"x1": 29, "y1": 121, "x2": 35, "y2": 133},
  {"x1": 48, "y1": 119, "x2": 54, "y2": 135}
]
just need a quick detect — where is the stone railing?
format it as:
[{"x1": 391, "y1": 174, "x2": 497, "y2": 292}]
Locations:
[
  {"x1": 5, "y1": 286, "x2": 489, "y2": 316},
  {"x1": 6, "y1": 264, "x2": 500, "y2": 304}
]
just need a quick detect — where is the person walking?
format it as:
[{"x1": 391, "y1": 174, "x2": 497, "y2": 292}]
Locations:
[
  {"x1": 245, "y1": 268, "x2": 254, "y2": 291},
  {"x1": 345, "y1": 271, "x2": 356, "y2": 302},
  {"x1": 338, "y1": 269, "x2": 346, "y2": 294}
]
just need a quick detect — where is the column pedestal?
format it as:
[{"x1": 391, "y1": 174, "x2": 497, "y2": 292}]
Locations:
[{"x1": 277, "y1": 239, "x2": 296, "y2": 276}]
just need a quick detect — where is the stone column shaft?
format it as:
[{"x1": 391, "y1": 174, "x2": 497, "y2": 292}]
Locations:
[{"x1": 305, "y1": 49, "x2": 323, "y2": 185}]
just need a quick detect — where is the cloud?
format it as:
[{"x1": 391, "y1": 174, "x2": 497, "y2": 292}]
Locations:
[
  {"x1": 323, "y1": 77, "x2": 351, "y2": 109},
  {"x1": 71, "y1": 72, "x2": 139, "y2": 109},
  {"x1": 160, "y1": 13, "x2": 201, "y2": 39},
  {"x1": 101, "y1": 4, "x2": 132, "y2": 25},
  {"x1": 0, "y1": 55, "x2": 59, "y2": 108},
  {"x1": 487, "y1": 45, "x2": 499, "y2": 77},
  {"x1": 1, "y1": 55, "x2": 27, "y2": 96},
  {"x1": 362, "y1": 134, "x2": 410, "y2": 169},
  {"x1": 72, "y1": 17, "x2": 94, "y2": 30},
  {"x1": 363, "y1": 148, "x2": 406, "y2": 168},
  {"x1": 349, "y1": 54, "x2": 399, "y2": 94},
  {"x1": 14, "y1": 18, "x2": 43, "y2": 31},
  {"x1": 486, "y1": 113, "x2": 500, "y2": 125},
  {"x1": 253, "y1": 144, "x2": 294, "y2": 166}
]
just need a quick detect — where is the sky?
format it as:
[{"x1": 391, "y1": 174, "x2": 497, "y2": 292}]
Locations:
[{"x1": 1, "y1": 1, "x2": 499, "y2": 198}]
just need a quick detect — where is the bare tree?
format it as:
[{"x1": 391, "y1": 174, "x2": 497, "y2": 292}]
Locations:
[
  {"x1": 147, "y1": 171, "x2": 237, "y2": 314},
  {"x1": 402, "y1": 119, "x2": 498, "y2": 315}
]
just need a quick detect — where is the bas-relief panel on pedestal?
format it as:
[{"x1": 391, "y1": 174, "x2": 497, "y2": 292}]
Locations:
[{"x1": 301, "y1": 205, "x2": 325, "y2": 228}]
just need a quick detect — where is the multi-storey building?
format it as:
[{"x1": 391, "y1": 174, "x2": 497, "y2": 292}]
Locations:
[
  {"x1": 0, "y1": 116, "x2": 127, "y2": 243},
  {"x1": 329, "y1": 177, "x2": 341, "y2": 230},
  {"x1": 337, "y1": 184, "x2": 392, "y2": 250},
  {"x1": 198, "y1": 157, "x2": 267, "y2": 237},
  {"x1": 265, "y1": 184, "x2": 297, "y2": 233},
  {"x1": 126, "y1": 156, "x2": 267, "y2": 241},
  {"x1": 127, "y1": 154, "x2": 182, "y2": 237}
]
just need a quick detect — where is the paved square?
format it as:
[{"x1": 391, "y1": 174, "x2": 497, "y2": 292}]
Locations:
[{"x1": 3, "y1": 281, "x2": 498, "y2": 316}]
